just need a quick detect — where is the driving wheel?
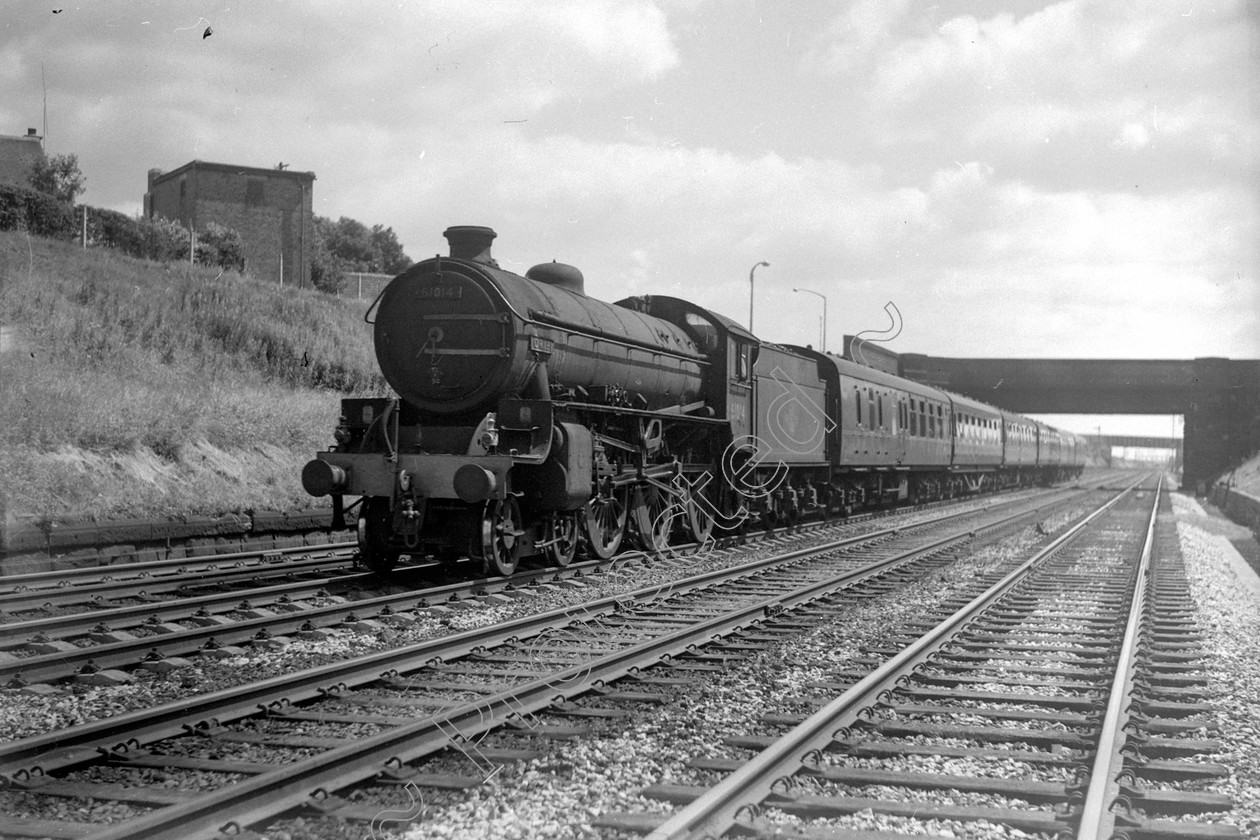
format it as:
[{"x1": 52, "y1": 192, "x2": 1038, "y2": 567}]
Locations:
[
  {"x1": 630, "y1": 482, "x2": 673, "y2": 553},
  {"x1": 543, "y1": 510, "x2": 580, "y2": 568},
  {"x1": 680, "y1": 479, "x2": 716, "y2": 544},
  {"x1": 582, "y1": 486, "x2": 627, "y2": 560}
]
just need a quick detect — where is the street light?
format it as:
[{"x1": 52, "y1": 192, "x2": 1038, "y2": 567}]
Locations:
[
  {"x1": 748, "y1": 261, "x2": 769, "y2": 332},
  {"x1": 793, "y1": 287, "x2": 828, "y2": 352}
]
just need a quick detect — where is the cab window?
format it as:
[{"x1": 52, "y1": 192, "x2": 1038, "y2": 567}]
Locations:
[{"x1": 734, "y1": 343, "x2": 751, "y2": 381}]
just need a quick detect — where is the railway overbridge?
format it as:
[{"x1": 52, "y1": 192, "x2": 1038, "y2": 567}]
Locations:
[{"x1": 845, "y1": 338, "x2": 1259, "y2": 491}]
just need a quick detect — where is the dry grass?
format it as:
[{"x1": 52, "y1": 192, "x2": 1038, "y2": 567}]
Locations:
[
  {"x1": 1227, "y1": 452, "x2": 1260, "y2": 497},
  {"x1": 0, "y1": 230, "x2": 388, "y2": 521}
]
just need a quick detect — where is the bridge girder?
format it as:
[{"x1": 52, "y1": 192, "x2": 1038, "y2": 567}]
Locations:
[{"x1": 873, "y1": 348, "x2": 1260, "y2": 491}]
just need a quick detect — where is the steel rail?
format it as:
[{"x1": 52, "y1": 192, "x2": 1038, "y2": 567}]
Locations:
[
  {"x1": 0, "y1": 542, "x2": 356, "y2": 591},
  {"x1": 642, "y1": 473, "x2": 1149, "y2": 839},
  {"x1": 0, "y1": 488, "x2": 1063, "y2": 685},
  {"x1": 77, "y1": 486, "x2": 1059, "y2": 840},
  {"x1": 0, "y1": 485, "x2": 1070, "y2": 779},
  {"x1": 1075, "y1": 476, "x2": 1162, "y2": 839},
  {"x1": 0, "y1": 570, "x2": 373, "y2": 641},
  {"x1": 0, "y1": 552, "x2": 621, "y2": 650},
  {"x1": 0, "y1": 553, "x2": 357, "y2": 612},
  {"x1": 0, "y1": 561, "x2": 595, "y2": 686},
  {"x1": 0, "y1": 482, "x2": 1043, "y2": 613}
]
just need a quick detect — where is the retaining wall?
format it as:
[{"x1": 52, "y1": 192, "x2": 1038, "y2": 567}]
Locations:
[
  {"x1": 1, "y1": 508, "x2": 353, "y2": 576},
  {"x1": 1209, "y1": 483, "x2": 1260, "y2": 533}
]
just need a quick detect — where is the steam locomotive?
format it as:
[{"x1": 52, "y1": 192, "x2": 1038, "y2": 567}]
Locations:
[{"x1": 302, "y1": 226, "x2": 1086, "y2": 574}]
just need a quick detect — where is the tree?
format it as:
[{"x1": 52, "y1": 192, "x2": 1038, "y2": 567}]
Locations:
[
  {"x1": 323, "y1": 216, "x2": 375, "y2": 269},
  {"x1": 314, "y1": 214, "x2": 413, "y2": 278},
  {"x1": 28, "y1": 153, "x2": 86, "y2": 204},
  {"x1": 371, "y1": 224, "x2": 413, "y2": 274},
  {"x1": 311, "y1": 218, "x2": 348, "y2": 294}
]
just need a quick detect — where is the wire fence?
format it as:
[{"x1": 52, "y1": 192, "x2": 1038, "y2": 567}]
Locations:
[{"x1": 343, "y1": 272, "x2": 393, "y2": 300}]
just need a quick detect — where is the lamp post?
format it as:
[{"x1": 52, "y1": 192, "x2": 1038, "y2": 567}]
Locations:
[
  {"x1": 748, "y1": 261, "x2": 769, "y2": 332},
  {"x1": 792, "y1": 286, "x2": 828, "y2": 352}
]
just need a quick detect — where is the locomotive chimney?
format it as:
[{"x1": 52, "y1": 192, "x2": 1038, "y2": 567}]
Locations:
[{"x1": 443, "y1": 226, "x2": 498, "y2": 265}]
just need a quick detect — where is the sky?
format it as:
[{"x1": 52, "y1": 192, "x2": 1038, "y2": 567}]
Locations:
[{"x1": 3, "y1": 1, "x2": 1257, "y2": 436}]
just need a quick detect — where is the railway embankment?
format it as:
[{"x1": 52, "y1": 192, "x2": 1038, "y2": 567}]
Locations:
[{"x1": 0, "y1": 231, "x2": 375, "y2": 573}]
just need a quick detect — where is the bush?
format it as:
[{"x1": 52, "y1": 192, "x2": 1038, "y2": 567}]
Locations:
[
  {"x1": 16, "y1": 198, "x2": 250, "y2": 273},
  {"x1": 0, "y1": 183, "x2": 77, "y2": 239},
  {"x1": 195, "y1": 221, "x2": 246, "y2": 272},
  {"x1": 145, "y1": 215, "x2": 193, "y2": 263},
  {"x1": 84, "y1": 209, "x2": 203, "y2": 264},
  {"x1": 87, "y1": 207, "x2": 144, "y2": 253}
]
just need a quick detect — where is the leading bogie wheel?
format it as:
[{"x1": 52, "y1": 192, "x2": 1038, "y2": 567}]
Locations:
[
  {"x1": 480, "y1": 496, "x2": 524, "y2": 576},
  {"x1": 357, "y1": 497, "x2": 401, "y2": 574}
]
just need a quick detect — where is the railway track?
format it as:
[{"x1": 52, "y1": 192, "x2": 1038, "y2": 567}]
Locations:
[
  {"x1": 0, "y1": 480, "x2": 1097, "y2": 838},
  {"x1": 611, "y1": 475, "x2": 1238, "y2": 839},
  {"x1": 0, "y1": 544, "x2": 358, "y2": 613},
  {"x1": 0, "y1": 487, "x2": 1081, "y2": 689},
  {"x1": 0, "y1": 486, "x2": 1034, "y2": 622}
]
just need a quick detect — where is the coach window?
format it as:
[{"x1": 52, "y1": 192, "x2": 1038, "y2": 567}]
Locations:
[
  {"x1": 877, "y1": 394, "x2": 884, "y2": 429},
  {"x1": 854, "y1": 388, "x2": 863, "y2": 429},
  {"x1": 868, "y1": 389, "x2": 876, "y2": 429}
]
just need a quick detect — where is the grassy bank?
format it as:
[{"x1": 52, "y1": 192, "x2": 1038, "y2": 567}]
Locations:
[{"x1": 0, "y1": 229, "x2": 388, "y2": 522}]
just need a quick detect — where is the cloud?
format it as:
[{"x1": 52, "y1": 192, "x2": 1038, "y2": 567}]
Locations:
[
  {"x1": 802, "y1": 0, "x2": 913, "y2": 75},
  {"x1": 2, "y1": 0, "x2": 1254, "y2": 362},
  {"x1": 806, "y1": 0, "x2": 1258, "y2": 192},
  {"x1": 1113, "y1": 122, "x2": 1151, "y2": 150},
  {"x1": 1, "y1": 2, "x2": 680, "y2": 213}
]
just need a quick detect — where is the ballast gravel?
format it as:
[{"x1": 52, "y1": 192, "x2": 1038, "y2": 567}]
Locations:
[
  {"x1": 0, "y1": 493, "x2": 1136, "y2": 839},
  {"x1": 385, "y1": 522, "x2": 1079, "y2": 840},
  {"x1": 1170, "y1": 493, "x2": 1260, "y2": 839}
]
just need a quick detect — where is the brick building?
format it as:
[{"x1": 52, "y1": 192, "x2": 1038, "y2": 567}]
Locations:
[
  {"x1": 144, "y1": 161, "x2": 315, "y2": 288},
  {"x1": 0, "y1": 128, "x2": 46, "y2": 188}
]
